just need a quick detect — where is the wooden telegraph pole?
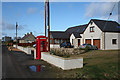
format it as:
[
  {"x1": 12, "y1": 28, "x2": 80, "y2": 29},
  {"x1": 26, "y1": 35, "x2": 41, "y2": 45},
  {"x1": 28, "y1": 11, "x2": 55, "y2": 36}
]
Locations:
[
  {"x1": 16, "y1": 22, "x2": 18, "y2": 48},
  {"x1": 45, "y1": 0, "x2": 46, "y2": 37},
  {"x1": 47, "y1": 0, "x2": 50, "y2": 51}
]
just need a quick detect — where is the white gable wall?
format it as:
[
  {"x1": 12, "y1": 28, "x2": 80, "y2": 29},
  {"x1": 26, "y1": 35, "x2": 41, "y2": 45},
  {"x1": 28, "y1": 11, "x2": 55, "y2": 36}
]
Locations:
[
  {"x1": 80, "y1": 34, "x2": 84, "y2": 45},
  {"x1": 70, "y1": 34, "x2": 75, "y2": 45},
  {"x1": 70, "y1": 34, "x2": 78, "y2": 48},
  {"x1": 83, "y1": 21, "x2": 103, "y2": 49},
  {"x1": 105, "y1": 32, "x2": 120, "y2": 50},
  {"x1": 70, "y1": 34, "x2": 83, "y2": 48}
]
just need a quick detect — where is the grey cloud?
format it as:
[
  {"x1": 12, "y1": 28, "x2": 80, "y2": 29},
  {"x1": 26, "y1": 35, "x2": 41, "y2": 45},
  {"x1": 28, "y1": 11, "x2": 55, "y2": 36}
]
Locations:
[
  {"x1": 84, "y1": 2, "x2": 118, "y2": 19},
  {"x1": 2, "y1": 21, "x2": 25, "y2": 31}
]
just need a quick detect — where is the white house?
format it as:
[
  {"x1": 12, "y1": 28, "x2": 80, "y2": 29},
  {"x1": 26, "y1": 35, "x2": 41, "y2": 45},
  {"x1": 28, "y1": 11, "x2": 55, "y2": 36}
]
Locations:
[
  {"x1": 70, "y1": 19, "x2": 120, "y2": 50},
  {"x1": 19, "y1": 32, "x2": 36, "y2": 43}
]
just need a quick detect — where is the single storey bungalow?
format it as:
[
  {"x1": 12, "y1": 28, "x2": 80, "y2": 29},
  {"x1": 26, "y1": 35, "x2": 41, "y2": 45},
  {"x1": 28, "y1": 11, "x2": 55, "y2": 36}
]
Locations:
[
  {"x1": 50, "y1": 31, "x2": 70, "y2": 48},
  {"x1": 50, "y1": 24, "x2": 88, "y2": 48}
]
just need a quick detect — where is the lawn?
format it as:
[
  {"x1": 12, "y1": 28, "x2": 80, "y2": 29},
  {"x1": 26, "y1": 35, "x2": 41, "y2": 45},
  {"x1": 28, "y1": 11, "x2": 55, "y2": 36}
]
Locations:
[
  {"x1": 9, "y1": 46, "x2": 119, "y2": 79},
  {"x1": 57, "y1": 50, "x2": 119, "y2": 79}
]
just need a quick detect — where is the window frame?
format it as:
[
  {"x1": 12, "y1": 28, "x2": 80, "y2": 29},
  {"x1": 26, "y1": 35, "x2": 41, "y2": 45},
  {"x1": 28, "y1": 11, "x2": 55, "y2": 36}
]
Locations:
[{"x1": 90, "y1": 26, "x2": 95, "y2": 32}]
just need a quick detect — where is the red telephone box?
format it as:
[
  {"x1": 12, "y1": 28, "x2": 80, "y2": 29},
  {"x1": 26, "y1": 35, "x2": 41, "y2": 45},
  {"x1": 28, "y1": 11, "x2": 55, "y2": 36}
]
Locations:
[{"x1": 36, "y1": 36, "x2": 47, "y2": 59}]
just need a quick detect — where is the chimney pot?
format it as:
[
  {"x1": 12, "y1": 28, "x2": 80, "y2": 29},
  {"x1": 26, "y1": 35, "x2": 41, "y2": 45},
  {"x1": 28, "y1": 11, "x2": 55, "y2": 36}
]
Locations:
[
  {"x1": 30, "y1": 32, "x2": 32, "y2": 34},
  {"x1": 27, "y1": 33, "x2": 29, "y2": 35}
]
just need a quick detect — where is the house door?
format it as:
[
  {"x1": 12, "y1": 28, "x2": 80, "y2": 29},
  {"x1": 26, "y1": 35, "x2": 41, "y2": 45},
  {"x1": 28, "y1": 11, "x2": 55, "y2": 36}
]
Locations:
[
  {"x1": 85, "y1": 39, "x2": 91, "y2": 44},
  {"x1": 78, "y1": 39, "x2": 80, "y2": 47},
  {"x1": 93, "y1": 39, "x2": 100, "y2": 49}
]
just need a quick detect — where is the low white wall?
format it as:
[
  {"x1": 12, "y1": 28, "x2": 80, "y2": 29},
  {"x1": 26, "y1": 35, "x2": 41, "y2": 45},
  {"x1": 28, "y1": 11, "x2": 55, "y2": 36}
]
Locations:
[
  {"x1": 33, "y1": 49, "x2": 36, "y2": 59},
  {"x1": 13, "y1": 45, "x2": 33, "y2": 54},
  {"x1": 13, "y1": 45, "x2": 17, "y2": 48},
  {"x1": 41, "y1": 52, "x2": 83, "y2": 70},
  {"x1": 50, "y1": 44, "x2": 60, "y2": 48}
]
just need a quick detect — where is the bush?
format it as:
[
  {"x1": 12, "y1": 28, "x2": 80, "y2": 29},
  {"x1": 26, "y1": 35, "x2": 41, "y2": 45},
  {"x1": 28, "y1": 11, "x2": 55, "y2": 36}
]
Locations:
[
  {"x1": 50, "y1": 49, "x2": 70, "y2": 58},
  {"x1": 84, "y1": 46, "x2": 90, "y2": 52}
]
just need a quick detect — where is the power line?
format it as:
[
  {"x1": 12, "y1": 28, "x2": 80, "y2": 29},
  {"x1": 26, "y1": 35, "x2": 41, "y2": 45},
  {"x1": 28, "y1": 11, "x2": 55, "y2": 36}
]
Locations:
[
  {"x1": 98, "y1": 2, "x2": 117, "y2": 50},
  {"x1": 102, "y1": 3, "x2": 116, "y2": 31}
]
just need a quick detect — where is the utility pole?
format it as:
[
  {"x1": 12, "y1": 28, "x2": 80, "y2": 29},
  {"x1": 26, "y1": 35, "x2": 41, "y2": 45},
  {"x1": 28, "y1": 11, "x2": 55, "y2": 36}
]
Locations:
[
  {"x1": 45, "y1": 0, "x2": 46, "y2": 37},
  {"x1": 16, "y1": 22, "x2": 18, "y2": 48},
  {"x1": 47, "y1": 0, "x2": 50, "y2": 51}
]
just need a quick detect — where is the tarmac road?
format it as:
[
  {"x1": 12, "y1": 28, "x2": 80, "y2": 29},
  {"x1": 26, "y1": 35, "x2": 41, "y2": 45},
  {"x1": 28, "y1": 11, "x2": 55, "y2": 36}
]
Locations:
[
  {"x1": 2, "y1": 45, "x2": 31, "y2": 78},
  {"x1": 1, "y1": 45, "x2": 64, "y2": 79}
]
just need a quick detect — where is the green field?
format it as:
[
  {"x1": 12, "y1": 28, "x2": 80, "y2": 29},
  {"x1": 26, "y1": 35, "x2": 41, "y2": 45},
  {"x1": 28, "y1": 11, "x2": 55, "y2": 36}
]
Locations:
[{"x1": 57, "y1": 50, "x2": 119, "y2": 79}]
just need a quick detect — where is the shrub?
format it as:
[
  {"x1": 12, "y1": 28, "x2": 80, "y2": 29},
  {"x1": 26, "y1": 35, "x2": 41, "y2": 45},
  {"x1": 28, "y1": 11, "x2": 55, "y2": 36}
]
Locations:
[
  {"x1": 50, "y1": 49, "x2": 70, "y2": 58},
  {"x1": 84, "y1": 46, "x2": 90, "y2": 52}
]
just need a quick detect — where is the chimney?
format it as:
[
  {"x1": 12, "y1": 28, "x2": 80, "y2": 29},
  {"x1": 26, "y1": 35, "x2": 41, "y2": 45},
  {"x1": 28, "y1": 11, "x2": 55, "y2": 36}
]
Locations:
[
  {"x1": 30, "y1": 32, "x2": 32, "y2": 35},
  {"x1": 25, "y1": 34, "x2": 26, "y2": 36},
  {"x1": 27, "y1": 33, "x2": 29, "y2": 35}
]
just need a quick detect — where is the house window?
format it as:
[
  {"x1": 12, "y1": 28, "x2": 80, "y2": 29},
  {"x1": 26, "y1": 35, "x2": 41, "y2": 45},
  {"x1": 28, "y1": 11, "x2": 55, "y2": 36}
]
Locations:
[
  {"x1": 112, "y1": 39, "x2": 117, "y2": 44},
  {"x1": 61, "y1": 40, "x2": 63, "y2": 43},
  {"x1": 50, "y1": 39, "x2": 53, "y2": 44},
  {"x1": 72, "y1": 39, "x2": 74, "y2": 44},
  {"x1": 91, "y1": 21, "x2": 93, "y2": 25},
  {"x1": 50, "y1": 35, "x2": 52, "y2": 38},
  {"x1": 90, "y1": 26, "x2": 95, "y2": 32},
  {"x1": 55, "y1": 39, "x2": 57, "y2": 44},
  {"x1": 58, "y1": 40, "x2": 59, "y2": 44},
  {"x1": 63, "y1": 40, "x2": 65, "y2": 42}
]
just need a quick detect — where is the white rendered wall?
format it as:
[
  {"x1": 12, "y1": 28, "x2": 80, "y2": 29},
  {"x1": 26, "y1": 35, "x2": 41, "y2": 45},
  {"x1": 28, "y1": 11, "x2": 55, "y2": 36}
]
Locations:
[
  {"x1": 105, "y1": 32, "x2": 120, "y2": 50},
  {"x1": 83, "y1": 21, "x2": 103, "y2": 49},
  {"x1": 33, "y1": 48, "x2": 36, "y2": 59},
  {"x1": 70, "y1": 34, "x2": 75, "y2": 45},
  {"x1": 70, "y1": 34, "x2": 83, "y2": 48},
  {"x1": 50, "y1": 44, "x2": 60, "y2": 48},
  {"x1": 41, "y1": 52, "x2": 83, "y2": 70},
  {"x1": 13, "y1": 45, "x2": 33, "y2": 54},
  {"x1": 80, "y1": 34, "x2": 84, "y2": 45}
]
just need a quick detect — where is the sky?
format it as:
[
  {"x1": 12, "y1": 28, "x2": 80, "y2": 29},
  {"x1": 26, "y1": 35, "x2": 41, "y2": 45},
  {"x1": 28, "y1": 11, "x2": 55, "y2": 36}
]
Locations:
[{"x1": 1, "y1": 1, "x2": 119, "y2": 39}]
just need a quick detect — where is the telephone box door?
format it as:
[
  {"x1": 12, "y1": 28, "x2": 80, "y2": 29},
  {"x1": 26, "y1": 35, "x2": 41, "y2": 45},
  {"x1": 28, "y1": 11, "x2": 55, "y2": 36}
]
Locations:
[{"x1": 36, "y1": 36, "x2": 47, "y2": 59}]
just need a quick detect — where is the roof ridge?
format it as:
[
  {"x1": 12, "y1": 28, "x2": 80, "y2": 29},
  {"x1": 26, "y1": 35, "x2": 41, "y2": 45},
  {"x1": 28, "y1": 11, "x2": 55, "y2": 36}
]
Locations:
[
  {"x1": 50, "y1": 31, "x2": 65, "y2": 33},
  {"x1": 67, "y1": 24, "x2": 88, "y2": 29},
  {"x1": 91, "y1": 19, "x2": 117, "y2": 23},
  {"x1": 22, "y1": 33, "x2": 35, "y2": 40}
]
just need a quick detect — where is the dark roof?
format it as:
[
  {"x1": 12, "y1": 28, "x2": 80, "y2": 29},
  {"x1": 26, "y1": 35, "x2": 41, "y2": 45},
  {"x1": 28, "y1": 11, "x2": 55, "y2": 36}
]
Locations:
[
  {"x1": 50, "y1": 24, "x2": 87, "y2": 39},
  {"x1": 50, "y1": 19, "x2": 120, "y2": 39},
  {"x1": 72, "y1": 32, "x2": 81, "y2": 38},
  {"x1": 21, "y1": 34, "x2": 36, "y2": 40},
  {"x1": 50, "y1": 31, "x2": 69, "y2": 39},
  {"x1": 65, "y1": 24, "x2": 88, "y2": 34},
  {"x1": 91, "y1": 19, "x2": 120, "y2": 32}
]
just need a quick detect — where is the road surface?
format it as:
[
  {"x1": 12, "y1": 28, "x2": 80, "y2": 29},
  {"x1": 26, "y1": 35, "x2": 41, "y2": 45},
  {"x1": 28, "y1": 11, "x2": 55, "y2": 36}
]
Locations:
[
  {"x1": 2, "y1": 45, "x2": 65, "y2": 79},
  {"x1": 2, "y1": 45, "x2": 31, "y2": 78}
]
